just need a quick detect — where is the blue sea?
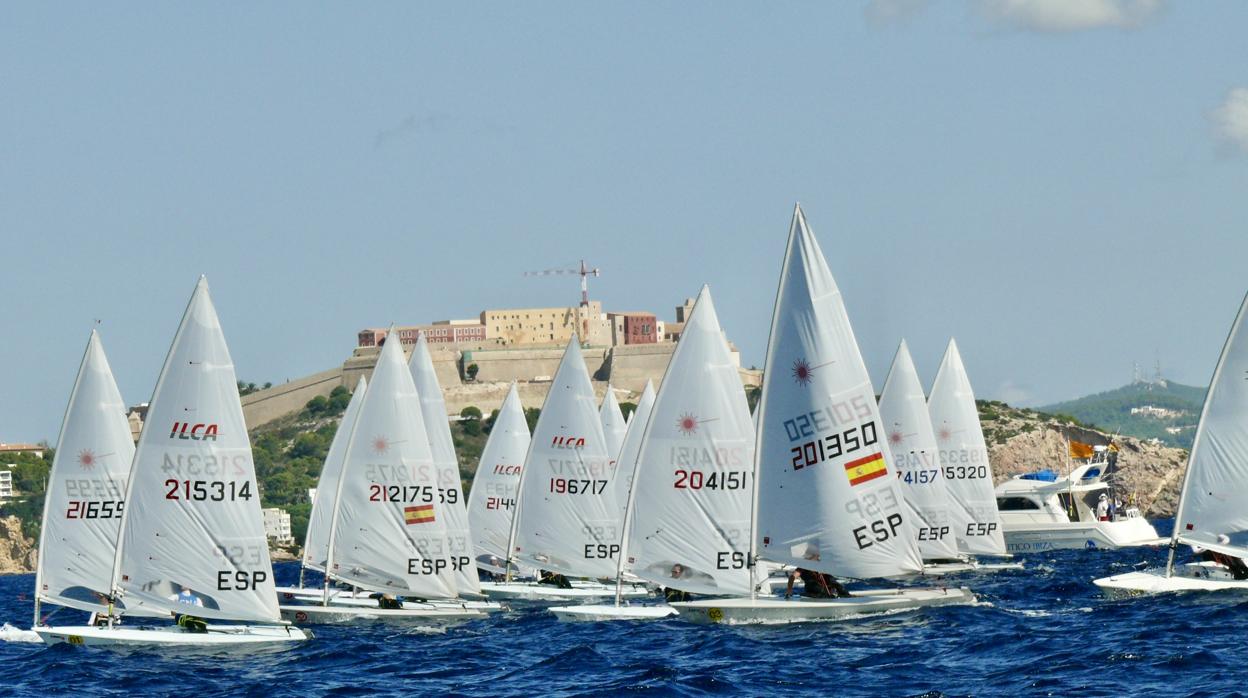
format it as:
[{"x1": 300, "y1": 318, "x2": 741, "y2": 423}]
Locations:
[{"x1": 2, "y1": 523, "x2": 1242, "y2": 697}]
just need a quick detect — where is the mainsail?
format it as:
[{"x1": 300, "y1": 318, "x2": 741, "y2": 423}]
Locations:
[
  {"x1": 301, "y1": 376, "x2": 367, "y2": 573},
  {"x1": 878, "y1": 340, "x2": 961, "y2": 562},
  {"x1": 754, "y1": 205, "x2": 924, "y2": 579},
  {"x1": 111, "y1": 278, "x2": 280, "y2": 622},
  {"x1": 612, "y1": 380, "x2": 656, "y2": 521},
  {"x1": 1172, "y1": 291, "x2": 1248, "y2": 557},
  {"x1": 600, "y1": 385, "x2": 628, "y2": 461},
  {"x1": 35, "y1": 330, "x2": 135, "y2": 618},
  {"x1": 625, "y1": 287, "x2": 756, "y2": 595},
  {"x1": 467, "y1": 383, "x2": 531, "y2": 573},
  {"x1": 928, "y1": 339, "x2": 1007, "y2": 556},
  {"x1": 323, "y1": 327, "x2": 458, "y2": 598},
  {"x1": 408, "y1": 333, "x2": 479, "y2": 595},
  {"x1": 510, "y1": 335, "x2": 621, "y2": 578}
]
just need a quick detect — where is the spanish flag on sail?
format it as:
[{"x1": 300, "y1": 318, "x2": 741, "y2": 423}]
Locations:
[
  {"x1": 844, "y1": 452, "x2": 888, "y2": 487},
  {"x1": 404, "y1": 504, "x2": 435, "y2": 525}
]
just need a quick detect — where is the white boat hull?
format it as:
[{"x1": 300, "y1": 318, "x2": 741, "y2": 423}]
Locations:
[
  {"x1": 278, "y1": 604, "x2": 486, "y2": 624},
  {"x1": 921, "y1": 560, "x2": 1024, "y2": 576},
  {"x1": 671, "y1": 587, "x2": 975, "y2": 624},
  {"x1": 1094, "y1": 561, "x2": 1248, "y2": 598},
  {"x1": 1002, "y1": 517, "x2": 1160, "y2": 553},
  {"x1": 479, "y1": 581, "x2": 650, "y2": 603},
  {"x1": 36, "y1": 623, "x2": 308, "y2": 646},
  {"x1": 277, "y1": 589, "x2": 501, "y2": 612},
  {"x1": 549, "y1": 604, "x2": 676, "y2": 622}
]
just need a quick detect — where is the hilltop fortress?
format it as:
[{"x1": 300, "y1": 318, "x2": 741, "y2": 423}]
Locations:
[{"x1": 237, "y1": 297, "x2": 762, "y2": 429}]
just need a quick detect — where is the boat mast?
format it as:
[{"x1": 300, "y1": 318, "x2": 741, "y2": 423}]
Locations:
[
  {"x1": 747, "y1": 204, "x2": 801, "y2": 600},
  {"x1": 1164, "y1": 292, "x2": 1248, "y2": 577},
  {"x1": 505, "y1": 379, "x2": 547, "y2": 583},
  {"x1": 32, "y1": 333, "x2": 99, "y2": 626},
  {"x1": 105, "y1": 282, "x2": 203, "y2": 628},
  {"x1": 320, "y1": 378, "x2": 369, "y2": 606},
  {"x1": 610, "y1": 382, "x2": 662, "y2": 607}
]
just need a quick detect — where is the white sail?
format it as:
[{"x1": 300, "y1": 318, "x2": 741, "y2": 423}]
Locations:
[
  {"x1": 301, "y1": 376, "x2": 367, "y2": 573},
  {"x1": 112, "y1": 278, "x2": 280, "y2": 622},
  {"x1": 600, "y1": 385, "x2": 628, "y2": 461},
  {"x1": 324, "y1": 328, "x2": 458, "y2": 598},
  {"x1": 511, "y1": 336, "x2": 621, "y2": 578},
  {"x1": 467, "y1": 383, "x2": 531, "y2": 573},
  {"x1": 35, "y1": 330, "x2": 135, "y2": 616},
  {"x1": 1173, "y1": 291, "x2": 1248, "y2": 556},
  {"x1": 754, "y1": 205, "x2": 923, "y2": 579},
  {"x1": 612, "y1": 380, "x2": 656, "y2": 520},
  {"x1": 928, "y1": 339, "x2": 1006, "y2": 556},
  {"x1": 626, "y1": 287, "x2": 756, "y2": 595},
  {"x1": 878, "y1": 340, "x2": 961, "y2": 562},
  {"x1": 407, "y1": 333, "x2": 479, "y2": 596}
]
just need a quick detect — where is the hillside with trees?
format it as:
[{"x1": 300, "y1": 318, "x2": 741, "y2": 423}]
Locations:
[{"x1": 1039, "y1": 379, "x2": 1206, "y2": 448}]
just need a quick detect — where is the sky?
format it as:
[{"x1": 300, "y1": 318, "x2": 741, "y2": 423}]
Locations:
[{"x1": 3, "y1": 1, "x2": 1247, "y2": 442}]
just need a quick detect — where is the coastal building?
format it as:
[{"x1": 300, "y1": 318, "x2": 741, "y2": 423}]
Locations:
[
  {"x1": 481, "y1": 301, "x2": 613, "y2": 347},
  {"x1": 0, "y1": 443, "x2": 44, "y2": 459},
  {"x1": 358, "y1": 321, "x2": 487, "y2": 348},
  {"x1": 1130, "y1": 405, "x2": 1185, "y2": 419},
  {"x1": 126, "y1": 403, "x2": 149, "y2": 443},
  {"x1": 262, "y1": 507, "x2": 294, "y2": 545},
  {"x1": 0, "y1": 469, "x2": 12, "y2": 498}
]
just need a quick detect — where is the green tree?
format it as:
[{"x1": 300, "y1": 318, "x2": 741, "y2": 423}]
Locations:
[
  {"x1": 305, "y1": 395, "x2": 330, "y2": 415},
  {"x1": 460, "y1": 406, "x2": 482, "y2": 421},
  {"x1": 465, "y1": 363, "x2": 480, "y2": 381},
  {"x1": 619, "y1": 402, "x2": 637, "y2": 421}
]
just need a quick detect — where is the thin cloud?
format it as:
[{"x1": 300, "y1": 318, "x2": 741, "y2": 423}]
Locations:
[
  {"x1": 864, "y1": 0, "x2": 930, "y2": 27},
  {"x1": 1211, "y1": 87, "x2": 1248, "y2": 155},
  {"x1": 975, "y1": 0, "x2": 1164, "y2": 33}
]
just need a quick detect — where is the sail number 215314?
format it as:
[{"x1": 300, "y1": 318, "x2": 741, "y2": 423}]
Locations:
[{"x1": 164, "y1": 479, "x2": 253, "y2": 501}]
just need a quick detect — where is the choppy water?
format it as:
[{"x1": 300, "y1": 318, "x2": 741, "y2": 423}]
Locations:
[{"x1": 1, "y1": 523, "x2": 1242, "y2": 697}]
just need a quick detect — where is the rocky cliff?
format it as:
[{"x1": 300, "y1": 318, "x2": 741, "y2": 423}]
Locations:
[
  {"x1": 982, "y1": 403, "x2": 1188, "y2": 518},
  {"x1": 0, "y1": 515, "x2": 37, "y2": 575}
]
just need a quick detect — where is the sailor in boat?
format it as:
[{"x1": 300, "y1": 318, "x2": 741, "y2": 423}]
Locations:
[
  {"x1": 538, "y1": 570, "x2": 572, "y2": 589},
  {"x1": 168, "y1": 585, "x2": 208, "y2": 633},
  {"x1": 373, "y1": 593, "x2": 404, "y2": 610},
  {"x1": 1195, "y1": 536, "x2": 1248, "y2": 580},
  {"x1": 784, "y1": 548, "x2": 851, "y2": 599},
  {"x1": 663, "y1": 563, "x2": 693, "y2": 603}
]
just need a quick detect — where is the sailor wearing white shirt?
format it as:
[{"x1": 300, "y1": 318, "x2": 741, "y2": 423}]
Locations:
[{"x1": 1096, "y1": 494, "x2": 1110, "y2": 521}]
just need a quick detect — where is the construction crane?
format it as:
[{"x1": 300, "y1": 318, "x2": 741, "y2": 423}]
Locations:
[
  {"x1": 523, "y1": 259, "x2": 601, "y2": 308},
  {"x1": 523, "y1": 259, "x2": 602, "y2": 343}
]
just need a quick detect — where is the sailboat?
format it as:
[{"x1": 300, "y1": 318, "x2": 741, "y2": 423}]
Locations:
[
  {"x1": 610, "y1": 380, "x2": 655, "y2": 525},
  {"x1": 672, "y1": 205, "x2": 974, "y2": 624},
  {"x1": 38, "y1": 278, "x2": 308, "y2": 645},
  {"x1": 878, "y1": 340, "x2": 972, "y2": 575},
  {"x1": 277, "y1": 326, "x2": 484, "y2": 624},
  {"x1": 483, "y1": 336, "x2": 648, "y2": 603},
  {"x1": 275, "y1": 376, "x2": 367, "y2": 606},
  {"x1": 31, "y1": 330, "x2": 150, "y2": 632},
  {"x1": 1095, "y1": 291, "x2": 1248, "y2": 596},
  {"x1": 552, "y1": 287, "x2": 747, "y2": 621},
  {"x1": 467, "y1": 383, "x2": 532, "y2": 577},
  {"x1": 928, "y1": 339, "x2": 1013, "y2": 566},
  {"x1": 600, "y1": 384, "x2": 628, "y2": 461}
]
